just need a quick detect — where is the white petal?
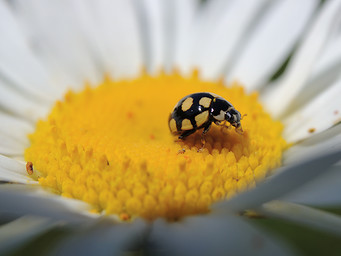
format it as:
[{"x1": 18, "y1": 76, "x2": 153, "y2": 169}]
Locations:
[
  {"x1": 0, "y1": 171, "x2": 35, "y2": 184},
  {"x1": 0, "y1": 80, "x2": 49, "y2": 122},
  {"x1": 0, "y1": 167, "x2": 27, "y2": 182},
  {"x1": 172, "y1": 0, "x2": 200, "y2": 74},
  {"x1": 0, "y1": 1, "x2": 59, "y2": 102},
  {"x1": 158, "y1": 0, "x2": 201, "y2": 73},
  {"x1": 158, "y1": 0, "x2": 174, "y2": 73},
  {"x1": 282, "y1": 165, "x2": 341, "y2": 207},
  {"x1": 0, "y1": 185, "x2": 92, "y2": 223},
  {"x1": 284, "y1": 124, "x2": 341, "y2": 165},
  {"x1": 133, "y1": 0, "x2": 165, "y2": 74},
  {"x1": 186, "y1": 0, "x2": 233, "y2": 75},
  {"x1": 0, "y1": 217, "x2": 59, "y2": 255},
  {"x1": 0, "y1": 112, "x2": 33, "y2": 145},
  {"x1": 262, "y1": 0, "x2": 341, "y2": 118},
  {"x1": 55, "y1": 219, "x2": 148, "y2": 255},
  {"x1": 213, "y1": 148, "x2": 341, "y2": 213},
  {"x1": 192, "y1": 0, "x2": 269, "y2": 80},
  {"x1": 173, "y1": 0, "x2": 233, "y2": 75},
  {"x1": 226, "y1": 0, "x2": 319, "y2": 91},
  {"x1": 261, "y1": 201, "x2": 341, "y2": 236},
  {"x1": 311, "y1": 34, "x2": 341, "y2": 81},
  {"x1": 73, "y1": 0, "x2": 143, "y2": 80},
  {"x1": 0, "y1": 154, "x2": 35, "y2": 183},
  {"x1": 0, "y1": 154, "x2": 26, "y2": 175},
  {"x1": 0, "y1": 168, "x2": 36, "y2": 184},
  {"x1": 283, "y1": 77, "x2": 341, "y2": 142},
  {"x1": 11, "y1": 0, "x2": 102, "y2": 90},
  {"x1": 149, "y1": 215, "x2": 295, "y2": 255},
  {"x1": 0, "y1": 134, "x2": 25, "y2": 157},
  {"x1": 284, "y1": 34, "x2": 341, "y2": 114}
]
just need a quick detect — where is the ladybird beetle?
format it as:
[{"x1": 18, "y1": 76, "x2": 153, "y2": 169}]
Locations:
[{"x1": 168, "y1": 92, "x2": 243, "y2": 140}]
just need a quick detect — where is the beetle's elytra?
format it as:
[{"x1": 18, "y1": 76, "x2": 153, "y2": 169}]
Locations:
[{"x1": 169, "y1": 92, "x2": 242, "y2": 139}]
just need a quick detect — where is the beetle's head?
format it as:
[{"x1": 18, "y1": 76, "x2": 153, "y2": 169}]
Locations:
[{"x1": 225, "y1": 108, "x2": 243, "y2": 133}]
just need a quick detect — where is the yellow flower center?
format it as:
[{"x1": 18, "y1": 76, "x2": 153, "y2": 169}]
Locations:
[{"x1": 25, "y1": 72, "x2": 287, "y2": 221}]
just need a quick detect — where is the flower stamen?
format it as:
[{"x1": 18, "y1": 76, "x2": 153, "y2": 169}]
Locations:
[{"x1": 25, "y1": 72, "x2": 287, "y2": 221}]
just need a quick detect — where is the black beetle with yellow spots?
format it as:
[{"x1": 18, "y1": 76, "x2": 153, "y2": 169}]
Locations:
[{"x1": 168, "y1": 92, "x2": 243, "y2": 140}]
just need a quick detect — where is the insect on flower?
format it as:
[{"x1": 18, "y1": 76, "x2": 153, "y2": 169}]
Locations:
[{"x1": 168, "y1": 92, "x2": 243, "y2": 143}]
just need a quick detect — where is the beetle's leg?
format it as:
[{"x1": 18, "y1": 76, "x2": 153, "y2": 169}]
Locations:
[
  {"x1": 198, "y1": 135, "x2": 206, "y2": 153},
  {"x1": 198, "y1": 123, "x2": 211, "y2": 152},
  {"x1": 216, "y1": 120, "x2": 230, "y2": 133},
  {"x1": 178, "y1": 129, "x2": 196, "y2": 140},
  {"x1": 203, "y1": 122, "x2": 212, "y2": 135},
  {"x1": 176, "y1": 131, "x2": 195, "y2": 154},
  {"x1": 220, "y1": 121, "x2": 227, "y2": 132}
]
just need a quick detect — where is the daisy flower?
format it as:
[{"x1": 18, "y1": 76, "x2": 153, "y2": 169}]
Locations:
[{"x1": 1, "y1": 0, "x2": 341, "y2": 254}]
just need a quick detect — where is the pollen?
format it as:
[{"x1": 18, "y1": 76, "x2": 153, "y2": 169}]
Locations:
[{"x1": 25, "y1": 72, "x2": 287, "y2": 221}]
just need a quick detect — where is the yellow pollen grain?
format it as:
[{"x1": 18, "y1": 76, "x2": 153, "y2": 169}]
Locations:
[{"x1": 25, "y1": 71, "x2": 287, "y2": 221}]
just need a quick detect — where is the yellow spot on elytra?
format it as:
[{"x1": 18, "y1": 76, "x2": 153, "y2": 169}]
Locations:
[
  {"x1": 199, "y1": 97, "x2": 212, "y2": 108},
  {"x1": 169, "y1": 118, "x2": 177, "y2": 133},
  {"x1": 25, "y1": 72, "x2": 287, "y2": 221},
  {"x1": 181, "y1": 97, "x2": 193, "y2": 112},
  {"x1": 195, "y1": 110, "x2": 209, "y2": 127},
  {"x1": 181, "y1": 119, "x2": 193, "y2": 130}
]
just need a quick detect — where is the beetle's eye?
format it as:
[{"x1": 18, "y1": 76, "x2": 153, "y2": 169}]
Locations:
[{"x1": 225, "y1": 112, "x2": 232, "y2": 120}]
